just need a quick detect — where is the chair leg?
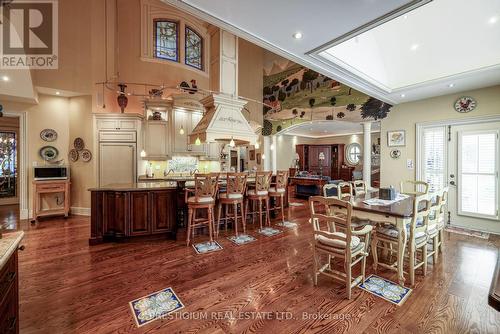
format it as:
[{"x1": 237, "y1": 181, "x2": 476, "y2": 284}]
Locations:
[
  {"x1": 312, "y1": 247, "x2": 318, "y2": 286},
  {"x1": 409, "y1": 246, "x2": 415, "y2": 286},
  {"x1": 346, "y1": 261, "x2": 352, "y2": 300},
  {"x1": 187, "y1": 208, "x2": 194, "y2": 246},
  {"x1": 280, "y1": 195, "x2": 285, "y2": 223},
  {"x1": 439, "y1": 229, "x2": 445, "y2": 253},
  {"x1": 371, "y1": 238, "x2": 379, "y2": 272},
  {"x1": 265, "y1": 197, "x2": 271, "y2": 227},
  {"x1": 433, "y1": 235, "x2": 439, "y2": 263},
  {"x1": 234, "y1": 202, "x2": 239, "y2": 236},
  {"x1": 208, "y1": 207, "x2": 214, "y2": 243},
  {"x1": 217, "y1": 203, "x2": 222, "y2": 238},
  {"x1": 423, "y1": 244, "x2": 428, "y2": 276},
  {"x1": 224, "y1": 204, "x2": 229, "y2": 232},
  {"x1": 361, "y1": 254, "x2": 367, "y2": 282},
  {"x1": 242, "y1": 201, "x2": 247, "y2": 234},
  {"x1": 258, "y1": 199, "x2": 263, "y2": 230}
]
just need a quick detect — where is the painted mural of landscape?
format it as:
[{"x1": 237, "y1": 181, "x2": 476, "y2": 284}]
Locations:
[{"x1": 262, "y1": 58, "x2": 391, "y2": 135}]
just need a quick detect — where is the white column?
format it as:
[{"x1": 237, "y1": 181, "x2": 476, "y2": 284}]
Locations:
[
  {"x1": 263, "y1": 136, "x2": 271, "y2": 171},
  {"x1": 363, "y1": 122, "x2": 372, "y2": 187},
  {"x1": 271, "y1": 135, "x2": 277, "y2": 173}
]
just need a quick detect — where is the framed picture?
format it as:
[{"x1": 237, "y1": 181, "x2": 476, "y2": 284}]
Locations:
[
  {"x1": 249, "y1": 149, "x2": 255, "y2": 161},
  {"x1": 387, "y1": 130, "x2": 406, "y2": 147},
  {"x1": 256, "y1": 153, "x2": 261, "y2": 165}
]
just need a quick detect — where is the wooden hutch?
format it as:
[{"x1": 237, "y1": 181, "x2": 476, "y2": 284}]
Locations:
[{"x1": 295, "y1": 144, "x2": 355, "y2": 180}]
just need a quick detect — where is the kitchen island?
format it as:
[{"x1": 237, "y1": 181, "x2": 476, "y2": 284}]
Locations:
[{"x1": 89, "y1": 182, "x2": 178, "y2": 245}]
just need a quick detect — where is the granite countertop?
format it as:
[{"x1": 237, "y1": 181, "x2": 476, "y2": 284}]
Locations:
[
  {"x1": 89, "y1": 182, "x2": 178, "y2": 191},
  {"x1": 0, "y1": 231, "x2": 24, "y2": 269},
  {"x1": 139, "y1": 175, "x2": 257, "y2": 182}
]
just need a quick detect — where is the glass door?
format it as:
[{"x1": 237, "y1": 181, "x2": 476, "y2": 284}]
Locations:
[{"x1": 0, "y1": 130, "x2": 18, "y2": 204}]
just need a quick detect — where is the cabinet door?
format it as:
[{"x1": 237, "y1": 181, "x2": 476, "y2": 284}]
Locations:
[
  {"x1": 118, "y1": 119, "x2": 136, "y2": 130},
  {"x1": 150, "y1": 191, "x2": 176, "y2": 233},
  {"x1": 129, "y1": 192, "x2": 150, "y2": 236},
  {"x1": 173, "y1": 110, "x2": 189, "y2": 153},
  {"x1": 97, "y1": 119, "x2": 118, "y2": 130},
  {"x1": 99, "y1": 143, "x2": 136, "y2": 186},
  {"x1": 103, "y1": 192, "x2": 129, "y2": 237},
  {"x1": 145, "y1": 121, "x2": 168, "y2": 159},
  {"x1": 188, "y1": 112, "x2": 205, "y2": 153}
]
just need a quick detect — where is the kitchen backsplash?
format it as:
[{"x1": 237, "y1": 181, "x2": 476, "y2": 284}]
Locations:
[{"x1": 145, "y1": 157, "x2": 221, "y2": 175}]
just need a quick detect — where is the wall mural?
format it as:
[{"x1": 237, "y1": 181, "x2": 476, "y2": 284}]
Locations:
[{"x1": 262, "y1": 62, "x2": 392, "y2": 136}]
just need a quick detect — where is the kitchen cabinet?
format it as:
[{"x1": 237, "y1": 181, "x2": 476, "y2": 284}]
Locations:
[
  {"x1": 172, "y1": 110, "x2": 205, "y2": 154},
  {"x1": 187, "y1": 111, "x2": 204, "y2": 154},
  {"x1": 0, "y1": 240, "x2": 21, "y2": 334},
  {"x1": 97, "y1": 118, "x2": 137, "y2": 131},
  {"x1": 103, "y1": 192, "x2": 129, "y2": 238},
  {"x1": 144, "y1": 120, "x2": 169, "y2": 160},
  {"x1": 150, "y1": 190, "x2": 176, "y2": 233},
  {"x1": 99, "y1": 143, "x2": 136, "y2": 186},
  {"x1": 204, "y1": 142, "x2": 221, "y2": 160},
  {"x1": 129, "y1": 192, "x2": 150, "y2": 236}
]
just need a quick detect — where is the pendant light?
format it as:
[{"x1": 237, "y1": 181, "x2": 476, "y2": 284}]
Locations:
[
  {"x1": 254, "y1": 140, "x2": 260, "y2": 149},
  {"x1": 179, "y1": 125, "x2": 185, "y2": 135},
  {"x1": 140, "y1": 149, "x2": 147, "y2": 158},
  {"x1": 229, "y1": 136, "x2": 235, "y2": 148},
  {"x1": 195, "y1": 137, "x2": 201, "y2": 146}
]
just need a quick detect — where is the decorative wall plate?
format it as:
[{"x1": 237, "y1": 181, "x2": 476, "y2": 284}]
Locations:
[
  {"x1": 80, "y1": 149, "x2": 92, "y2": 162},
  {"x1": 390, "y1": 149, "x2": 401, "y2": 159},
  {"x1": 39, "y1": 146, "x2": 59, "y2": 161},
  {"x1": 69, "y1": 149, "x2": 79, "y2": 162},
  {"x1": 454, "y1": 96, "x2": 477, "y2": 113},
  {"x1": 74, "y1": 137, "x2": 85, "y2": 151},
  {"x1": 40, "y1": 129, "x2": 57, "y2": 142}
]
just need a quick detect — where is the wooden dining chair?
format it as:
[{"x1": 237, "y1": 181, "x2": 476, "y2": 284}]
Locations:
[
  {"x1": 185, "y1": 173, "x2": 219, "y2": 246},
  {"x1": 323, "y1": 182, "x2": 352, "y2": 200},
  {"x1": 371, "y1": 194, "x2": 431, "y2": 286},
  {"x1": 216, "y1": 173, "x2": 247, "y2": 237},
  {"x1": 309, "y1": 196, "x2": 373, "y2": 299},
  {"x1": 352, "y1": 180, "x2": 367, "y2": 196},
  {"x1": 246, "y1": 171, "x2": 272, "y2": 230},
  {"x1": 400, "y1": 180, "x2": 429, "y2": 196},
  {"x1": 436, "y1": 187, "x2": 448, "y2": 254},
  {"x1": 269, "y1": 170, "x2": 288, "y2": 224}
]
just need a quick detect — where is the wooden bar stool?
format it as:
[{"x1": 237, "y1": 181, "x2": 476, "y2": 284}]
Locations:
[
  {"x1": 246, "y1": 171, "x2": 272, "y2": 230},
  {"x1": 185, "y1": 173, "x2": 219, "y2": 246},
  {"x1": 269, "y1": 170, "x2": 288, "y2": 224},
  {"x1": 216, "y1": 173, "x2": 247, "y2": 237}
]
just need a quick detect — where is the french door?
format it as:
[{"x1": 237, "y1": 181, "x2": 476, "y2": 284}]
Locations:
[{"x1": 419, "y1": 120, "x2": 500, "y2": 231}]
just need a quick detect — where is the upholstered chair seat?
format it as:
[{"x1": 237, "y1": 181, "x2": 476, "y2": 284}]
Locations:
[{"x1": 187, "y1": 196, "x2": 214, "y2": 203}]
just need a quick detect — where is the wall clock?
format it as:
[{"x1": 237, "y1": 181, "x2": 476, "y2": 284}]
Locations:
[{"x1": 454, "y1": 96, "x2": 477, "y2": 113}]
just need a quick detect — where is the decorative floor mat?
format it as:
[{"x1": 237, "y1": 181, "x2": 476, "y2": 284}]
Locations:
[
  {"x1": 276, "y1": 221, "x2": 298, "y2": 229},
  {"x1": 130, "y1": 287, "x2": 184, "y2": 327},
  {"x1": 258, "y1": 227, "x2": 283, "y2": 237},
  {"x1": 228, "y1": 234, "x2": 257, "y2": 245},
  {"x1": 358, "y1": 274, "x2": 412, "y2": 306},
  {"x1": 445, "y1": 226, "x2": 490, "y2": 239},
  {"x1": 192, "y1": 241, "x2": 223, "y2": 254}
]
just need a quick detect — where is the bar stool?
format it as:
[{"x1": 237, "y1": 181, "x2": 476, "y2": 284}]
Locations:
[
  {"x1": 246, "y1": 171, "x2": 272, "y2": 230},
  {"x1": 216, "y1": 173, "x2": 247, "y2": 237},
  {"x1": 269, "y1": 170, "x2": 288, "y2": 224},
  {"x1": 185, "y1": 173, "x2": 219, "y2": 246}
]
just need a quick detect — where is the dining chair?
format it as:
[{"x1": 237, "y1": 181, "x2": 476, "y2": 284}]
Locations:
[
  {"x1": 323, "y1": 182, "x2": 352, "y2": 200},
  {"x1": 185, "y1": 173, "x2": 219, "y2": 246},
  {"x1": 216, "y1": 173, "x2": 247, "y2": 237},
  {"x1": 400, "y1": 180, "x2": 429, "y2": 196},
  {"x1": 246, "y1": 171, "x2": 272, "y2": 230},
  {"x1": 352, "y1": 180, "x2": 367, "y2": 196},
  {"x1": 436, "y1": 187, "x2": 448, "y2": 254},
  {"x1": 269, "y1": 170, "x2": 289, "y2": 224},
  {"x1": 309, "y1": 196, "x2": 373, "y2": 299},
  {"x1": 371, "y1": 194, "x2": 431, "y2": 286}
]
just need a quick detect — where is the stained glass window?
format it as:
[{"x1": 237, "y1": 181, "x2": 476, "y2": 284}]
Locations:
[
  {"x1": 0, "y1": 132, "x2": 17, "y2": 198},
  {"x1": 185, "y1": 27, "x2": 203, "y2": 70},
  {"x1": 155, "y1": 20, "x2": 178, "y2": 61}
]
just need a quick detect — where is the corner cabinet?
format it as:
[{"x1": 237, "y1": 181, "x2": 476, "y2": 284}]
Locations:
[{"x1": 144, "y1": 120, "x2": 169, "y2": 160}]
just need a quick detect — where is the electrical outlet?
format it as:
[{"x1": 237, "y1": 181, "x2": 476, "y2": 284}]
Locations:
[{"x1": 407, "y1": 159, "x2": 414, "y2": 170}]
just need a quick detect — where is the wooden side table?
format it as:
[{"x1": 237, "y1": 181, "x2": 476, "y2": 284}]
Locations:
[{"x1": 32, "y1": 179, "x2": 71, "y2": 223}]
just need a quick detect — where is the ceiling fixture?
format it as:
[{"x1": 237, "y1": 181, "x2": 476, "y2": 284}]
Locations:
[
  {"x1": 400, "y1": 93, "x2": 406, "y2": 98},
  {"x1": 140, "y1": 149, "x2": 147, "y2": 158},
  {"x1": 254, "y1": 141, "x2": 260, "y2": 149},
  {"x1": 292, "y1": 32, "x2": 303, "y2": 39},
  {"x1": 195, "y1": 137, "x2": 201, "y2": 146},
  {"x1": 403, "y1": 14, "x2": 408, "y2": 19},
  {"x1": 1, "y1": 75, "x2": 9, "y2": 82},
  {"x1": 448, "y1": 83, "x2": 455, "y2": 88},
  {"x1": 229, "y1": 137, "x2": 235, "y2": 148},
  {"x1": 55, "y1": 91, "x2": 60, "y2": 95},
  {"x1": 179, "y1": 125, "x2": 185, "y2": 135},
  {"x1": 489, "y1": 16, "x2": 498, "y2": 24},
  {"x1": 410, "y1": 43, "x2": 419, "y2": 51}
]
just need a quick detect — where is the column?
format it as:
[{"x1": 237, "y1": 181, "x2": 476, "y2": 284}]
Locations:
[
  {"x1": 363, "y1": 122, "x2": 372, "y2": 187},
  {"x1": 263, "y1": 136, "x2": 271, "y2": 171},
  {"x1": 271, "y1": 135, "x2": 277, "y2": 173}
]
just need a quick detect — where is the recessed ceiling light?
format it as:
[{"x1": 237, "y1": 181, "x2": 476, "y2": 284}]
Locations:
[
  {"x1": 489, "y1": 16, "x2": 498, "y2": 24},
  {"x1": 403, "y1": 14, "x2": 408, "y2": 19},
  {"x1": 2, "y1": 75, "x2": 9, "y2": 82},
  {"x1": 400, "y1": 93, "x2": 406, "y2": 98},
  {"x1": 410, "y1": 44, "x2": 419, "y2": 51},
  {"x1": 448, "y1": 83, "x2": 455, "y2": 88},
  {"x1": 55, "y1": 91, "x2": 60, "y2": 95},
  {"x1": 292, "y1": 32, "x2": 303, "y2": 39}
]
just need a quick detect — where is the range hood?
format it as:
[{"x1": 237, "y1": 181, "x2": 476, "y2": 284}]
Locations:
[{"x1": 189, "y1": 93, "x2": 258, "y2": 146}]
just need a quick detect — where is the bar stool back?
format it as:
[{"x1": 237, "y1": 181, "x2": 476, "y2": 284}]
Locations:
[
  {"x1": 186, "y1": 173, "x2": 219, "y2": 246},
  {"x1": 216, "y1": 173, "x2": 247, "y2": 237},
  {"x1": 269, "y1": 170, "x2": 289, "y2": 224},
  {"x1": 246, "y1": 171, "x2": 272, "y2": 230}
]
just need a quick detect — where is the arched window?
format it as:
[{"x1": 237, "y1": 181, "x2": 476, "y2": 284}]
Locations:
[
  {"x1": 154, "y1": 20, "x2": 179, "y2": 61},
  {"x1": 346, "y1": 143, "x2": 362, "y2": 165},
  {"x1": 185, "y1": 26, "x2": 203, "y2": 70}
]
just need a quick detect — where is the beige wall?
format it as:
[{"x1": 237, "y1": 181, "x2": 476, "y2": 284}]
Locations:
[{"x1": 380, "y1": 85, "x2": 500, "y2": 187}]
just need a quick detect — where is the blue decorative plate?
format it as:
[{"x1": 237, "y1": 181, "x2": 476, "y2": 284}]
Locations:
[{"x1": 39, "y1": 146, "x2": 59, "y2": 161}]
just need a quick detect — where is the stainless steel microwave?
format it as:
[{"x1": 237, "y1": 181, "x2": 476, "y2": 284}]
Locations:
[{"x1": 33, "y1": 166, "x2": 70, "y2": 180}]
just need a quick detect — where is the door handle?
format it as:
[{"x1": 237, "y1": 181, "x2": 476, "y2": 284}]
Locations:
[{"x1": 449, "y1": 180, "x2": 456, "y2": 186}]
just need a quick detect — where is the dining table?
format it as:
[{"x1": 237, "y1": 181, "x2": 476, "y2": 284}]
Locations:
[{"x1": 350, "y1": 190, "x2": 418, "y2": 285}]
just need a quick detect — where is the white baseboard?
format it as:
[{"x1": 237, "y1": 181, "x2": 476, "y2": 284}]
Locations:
[
  {"x1": 71, "y1": 207, "x2": 91, "y2": 216},
  {"x1": 20, "y1": 209, "x2": 29, "y2": 220}
]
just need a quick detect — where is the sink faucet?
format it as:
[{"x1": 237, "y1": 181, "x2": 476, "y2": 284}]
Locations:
[
  {"x1": 190, "y1": 169, "x2": 199, "y2": 176},
  {"x1": 164, "y1": 169, "x2": 174, "y2": 177}
]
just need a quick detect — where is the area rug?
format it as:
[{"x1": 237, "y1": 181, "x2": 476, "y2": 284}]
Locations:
[
  {"x1": 129, "y1": 287, "x2": 184, "y2": 327},
  {"x1": 258, "y1": 227, "x2": 283, "y2": 237},
  {"x1": 228, "y1": 234, "x2": 257, "y2": 245},
  {"x1": 358, "y1": 274, "x2": 412, "y2": 306},
  {"x1": 192, "y1": 241, "x2": 223, "y2": 254},
  {"x1": 289, "y1": 202, "x2": 304, "y2": 207},
  {"x1": 276, "y1": 221, "x2": 298, "y2": 229},
  {"x1": 445, "y1": 226, "x2": 490, "y2": 239}
]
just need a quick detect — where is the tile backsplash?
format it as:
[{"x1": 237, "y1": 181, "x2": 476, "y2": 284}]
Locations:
[{"x1": 145, "y1": 157, "x2": 221, "y2": 175}]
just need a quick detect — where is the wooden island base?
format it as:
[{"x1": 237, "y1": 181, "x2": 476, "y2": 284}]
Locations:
[{"x1": 89, "y1": 182, "x2": 178, "y2": 244}]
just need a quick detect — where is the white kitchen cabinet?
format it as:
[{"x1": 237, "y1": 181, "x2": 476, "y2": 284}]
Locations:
[
  {"x1": 97, "y1": 118, "x2": 138, "y2": 131},
  {"x1": 99, "y1": 142, "x2": 136, "y2": 186},
  {"x1": 144, "y1": 120, "x2": 169, "y2": 160},
  {"x1": 187, "y1": 111, "x2": 205, "y2": 154},
  {"x1": 205, "y1": 142, "x2": 221, "y2": 160},
  {"x1": 172, "y1": 110, "x2": 206, "y2": 154}
]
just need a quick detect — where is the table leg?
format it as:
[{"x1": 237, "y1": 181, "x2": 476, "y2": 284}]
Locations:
[{"x1": 396, "y1": 218, "x2": 408, "y2": 285}]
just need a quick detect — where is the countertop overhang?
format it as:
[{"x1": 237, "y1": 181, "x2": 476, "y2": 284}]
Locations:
[
  {"x1": 89, "y1": 182, "x2": 178, "y2": 191},
  {"x1": 0, "y1": 231, "x2": 24, "y2": 269}
]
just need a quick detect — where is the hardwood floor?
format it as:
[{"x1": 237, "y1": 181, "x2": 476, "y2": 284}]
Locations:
[{"x1": 12, "y1": 203, "x2": 500, "y2": 333}]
